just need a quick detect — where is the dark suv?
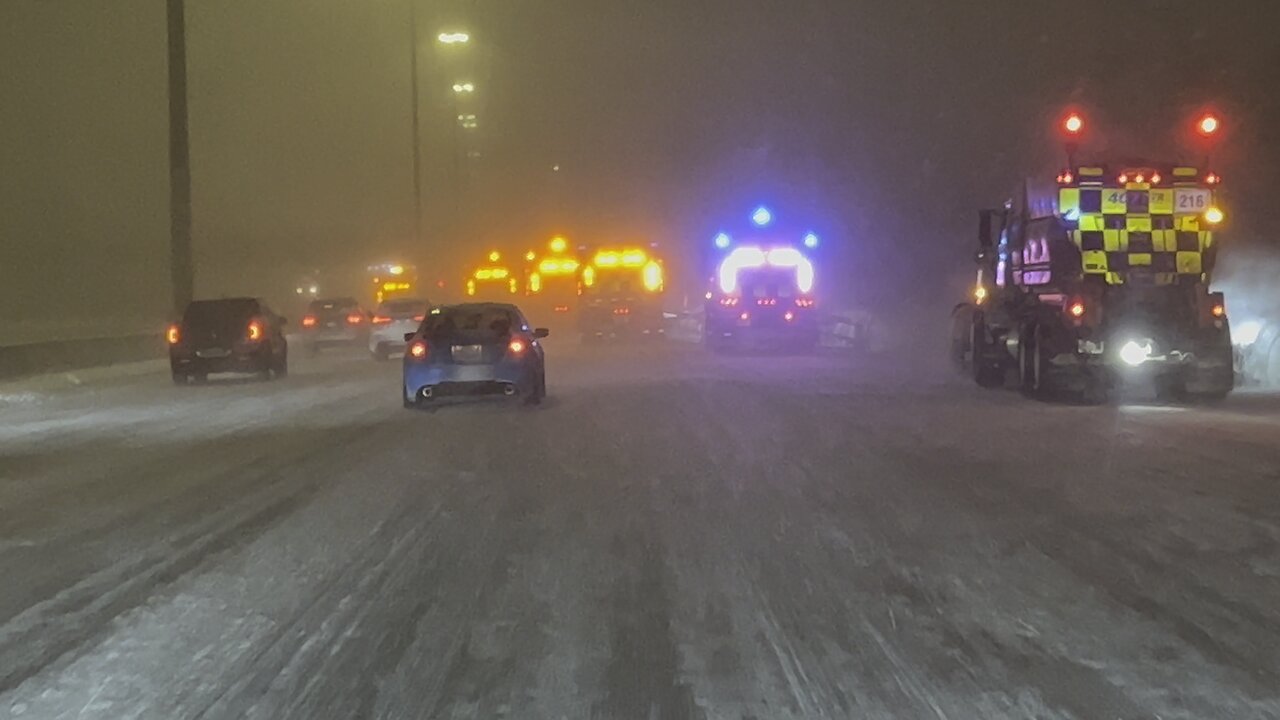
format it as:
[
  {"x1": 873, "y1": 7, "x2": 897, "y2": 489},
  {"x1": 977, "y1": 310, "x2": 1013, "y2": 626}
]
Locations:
[{"x1": 168, "y1": 298, "x2": 289, "y2": 384}]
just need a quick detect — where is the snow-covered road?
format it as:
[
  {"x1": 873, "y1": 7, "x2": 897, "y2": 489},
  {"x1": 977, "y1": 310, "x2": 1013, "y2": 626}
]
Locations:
[{"x1": 2, "y1": 340, "x2": 1278, "y2": 719}]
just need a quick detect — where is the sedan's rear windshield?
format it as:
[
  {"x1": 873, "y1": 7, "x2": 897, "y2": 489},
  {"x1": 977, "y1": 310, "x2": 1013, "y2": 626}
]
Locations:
[
  {"x1": 183, "y1": 299, "x2": 257, "y2": 327},
  {"x1": 424, "y1": 307, "x2": 519, "y2": 341}
]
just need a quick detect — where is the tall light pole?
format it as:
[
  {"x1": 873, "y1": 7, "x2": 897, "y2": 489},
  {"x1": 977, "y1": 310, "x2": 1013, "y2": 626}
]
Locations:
[
  {"x1": 166, "y1": 0, "x2": 193, "y2": 314},
  {"x1": 407, "y1": 0, "x2": 424, "y2": 250}
]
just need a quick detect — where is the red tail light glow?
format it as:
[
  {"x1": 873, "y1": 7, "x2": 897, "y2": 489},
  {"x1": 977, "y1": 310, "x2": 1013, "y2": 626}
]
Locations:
[
  {"x1": 247, "y1": 320, "x2": 265, "y2": 341},
  {"x1": 413, "y1": 314, "x2": 425, "y2": 322},
  {"x1": 346, "y1": 313, "x2": 364, "y2": 324},
  {"x1": 302, "y1": 315, "x2": 317, "y2": 328},
  {"x1": 554, "y1": 305, "x2": 570, "y2": 313},
  {"x1": 739, "y1": 312, "x2": 750, "y2": 321},
  {"x1": 784, "y1": 311, "x2": 795, "y2": 322},
  {"x1": 719, "y1": 297, "x2": 739, "y2": 307},
  {"x1": 794, "y1": 297, "x2": 815, "y2": 308},
  {"x1": 372, "y1": 315, "x2": 391, "y2": 324},
  {"x1": 1069, "y1": 301, "x2": 1086, "y2": 318},
  {"x1": 508, "y1": 338, "x2": 527, "y2": 355},
  {"x1": 166, "y1": 324, "x2": 181, "y2": 345},
  {"x1": 612, "y1": 307, "x2": 630, "y2": 315},
  {"x1": 1150, "y1": 172, "x2": 1162, "y2": 184},
  {"x1": 1212, "y1": 303, "x2": 1225, "y2": 318},
  {"x1": 408, "y1": 340, "x2": 428, "y2": 359},
  {"x1": 1205, "y1": 172, "x2": 1221, "y2": 185}
]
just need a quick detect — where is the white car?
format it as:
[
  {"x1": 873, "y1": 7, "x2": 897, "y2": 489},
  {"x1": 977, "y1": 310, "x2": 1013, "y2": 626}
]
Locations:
[{"x1": 369, "y1": 298, "x2": 430, "y2": 360}]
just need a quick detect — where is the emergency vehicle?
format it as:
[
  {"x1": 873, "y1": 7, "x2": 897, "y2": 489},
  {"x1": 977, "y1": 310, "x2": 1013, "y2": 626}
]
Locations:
[
  {"x1": 465, "y1": 251, "x2": 521, "y2": 302},
  {"x1": 524, "y1": 236, "x2": 581, "y2": 328},
  {"x1": 704, "y1": 206, "x2": 821, "y2": 350},
  {"x1": 368, "y1": 262, "x2": 419, "y2": 306},
  {"x1": 578, "y1": 246, "x2": 665, "y2": 340},
  {"x1": 952, "y1": 110, "x2": 1234, "y2": 401}
]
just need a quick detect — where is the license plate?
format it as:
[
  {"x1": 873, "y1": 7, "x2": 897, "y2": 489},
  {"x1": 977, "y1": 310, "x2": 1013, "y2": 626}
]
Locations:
[
  {"x1": 326, "y1": 322, "x2": 338, "y2": 328},
  {"x1": 451, "y1": 344, "x2": 484, "y2": 363},
  {"x1": 196, "y1": 348, "x2": 231, "y2": 358}
]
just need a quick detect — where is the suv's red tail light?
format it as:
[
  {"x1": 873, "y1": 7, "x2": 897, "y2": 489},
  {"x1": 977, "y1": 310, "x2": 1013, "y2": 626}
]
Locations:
[
  {"x1": 346, "y1": 313, "x2": 364, "y2": 325},
  {"x1": 302, "y1": 315, "x2": 317, "y2": 328},
  {"x1": 166, "y1": 324, "x2": 181, "y2": 345},
  {"x1": 247, "y1": 319, "x2": 265, "y2": 341},
  {"x1": 408, "y1": 339, "x2": 428, "y2": 359}
]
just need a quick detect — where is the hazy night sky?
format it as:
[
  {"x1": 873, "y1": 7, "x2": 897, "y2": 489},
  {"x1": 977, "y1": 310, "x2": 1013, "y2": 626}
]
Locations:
[{"x1": 3, "y1": 0, "x2": 1278, "y2": 341}]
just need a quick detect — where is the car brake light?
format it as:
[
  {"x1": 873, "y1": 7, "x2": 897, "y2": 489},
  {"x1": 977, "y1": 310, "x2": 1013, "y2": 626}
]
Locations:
[
  {"x1": 413, "y1": 314, "x2": 425, "y2": 322},
  {"x1": 509, "y1": 338, "x2": 527, "y2": 355},
  {"x1": 302, "y1": 315, "x2": 317, "y2": 328},
  {"x1": 784, "y1": 311, "x2": 795, "y2": 322},
  {"x1": 1069, "y1": 301, "x2": 1085, "y2": 318},
  {"x1": 1212, "y1": 303, "x2": 1225, "y2": 318},
  {"x1": 372, "y1": 315, "x2": 391, "y2": 324},
  {"x1": 346, "y1": 313, "x2": 364, "y2": 324},
  {"x1": 166, "y1": 324, "x2": 181, "y2": 345},
  {"x1": 408, "y1": 340, "x2": 428, "y2": 359},
  {"x1": 247, "y1": 320, "x2": 264, "y2": 341}
]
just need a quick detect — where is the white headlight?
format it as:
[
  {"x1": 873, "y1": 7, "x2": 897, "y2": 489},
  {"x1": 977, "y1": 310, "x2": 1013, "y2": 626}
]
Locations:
[
  {"x1": 1234, "y1": 320, "x2": 1262, "y2": 347},
  {"x1": 1119, "y1": 340, "x2": 1151, "y2": 367}
]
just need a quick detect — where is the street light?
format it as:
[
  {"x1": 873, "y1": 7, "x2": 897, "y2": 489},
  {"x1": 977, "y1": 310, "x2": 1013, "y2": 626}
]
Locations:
[
  {"x1": 452, "y1": 82, "x2": 475, "y2": 93},
  {"x1": 437, "y1": 31, "x2": 470, "y2": 44}
]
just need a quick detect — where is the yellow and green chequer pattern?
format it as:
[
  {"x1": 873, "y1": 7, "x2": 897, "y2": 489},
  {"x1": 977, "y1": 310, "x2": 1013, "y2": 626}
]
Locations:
[{"x1": 1058, "y1": 186, "x2": 1212, "y2": 285}]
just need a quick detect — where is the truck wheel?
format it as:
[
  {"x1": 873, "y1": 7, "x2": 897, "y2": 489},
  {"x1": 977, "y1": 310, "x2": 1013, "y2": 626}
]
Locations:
[
  {"x1": 971, "y1": 318, "x2": 1003, "y2": 388},
  {"x1": 1020, "y1": 325, "x2": 1056, "y2": 399}
]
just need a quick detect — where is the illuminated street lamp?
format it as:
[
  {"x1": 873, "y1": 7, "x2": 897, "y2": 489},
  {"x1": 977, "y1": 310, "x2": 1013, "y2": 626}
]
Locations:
[{"x1": 437, "y1": 31, "x2": 470, "y2": 44}]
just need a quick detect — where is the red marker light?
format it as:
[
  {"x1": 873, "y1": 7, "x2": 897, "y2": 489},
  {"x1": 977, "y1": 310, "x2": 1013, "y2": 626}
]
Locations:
[
  {"x1": 166, "y1": 324, "x2": 181, "y2": 345},
  {"x1": 346, "y1": 313, "x2": 364, "y2": 324},
  {"x1": 1063, "y1": 113, "x2": 1084, "y2": 135},
  {"x1": 1205, "y1": 172, "x2": 1221, "y2": 185},
  {"x1": 1069, "y1": 301, "x2": 1086, "y2": 318},
  {"x1": 1150, "y1": 172, "x2": 1162, "y2": 184},
  {"x1": 1212, "y1": 303, "x2": 1226, "y2": 318},
  {"x1": 1118, "y1": 173, "x2": 1129, "y2": 184},
  {"x1": 247, "y1": 320, "x2": 264, "y2": 341},
  {"x1": 408, "y1": 340, "x2": 428, "y2": 359},
  {"x1": 371, "y1": 315, "x2": 391, "y2": 324},
  {"x1": 508, "y1": 338, "x2": 526, "y2": 355},
  {"x1": 1197, "y1": 113, "x2": 1220, "y2": 137},
  {"x1": 301, "y1": 315, "x2": 317, "y2": 328}
]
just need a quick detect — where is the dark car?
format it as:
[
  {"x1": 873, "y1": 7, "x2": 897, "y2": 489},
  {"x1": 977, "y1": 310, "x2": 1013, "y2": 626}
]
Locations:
[
  {"x1": 300, "y1": 297, "x2": 369, "y2": 355},
  {"x1": 168, "y1": 298, "x2": 289, "y2": 384},
  {"x1": 402, "y1": 303, "x2": 548, "y2": 408}
]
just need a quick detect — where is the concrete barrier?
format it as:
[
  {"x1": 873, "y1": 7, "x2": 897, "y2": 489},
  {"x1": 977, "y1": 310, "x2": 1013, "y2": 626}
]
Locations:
[{"x1": 0, "y1": 334, "x2": 165, "y2": 382}]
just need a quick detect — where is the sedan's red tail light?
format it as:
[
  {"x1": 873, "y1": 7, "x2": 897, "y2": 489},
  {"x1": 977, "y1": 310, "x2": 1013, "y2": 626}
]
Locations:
[
  {"x1": 371, "y1": 315, "x2": 391, "y2": 324},
  {"x1": 508, "y1": 338, "x2": 527, "y2": 355},
  {"x1": 302, "y1": 315, "x2": 317, "y2": 328},
  {"x1": 166, "y1": 324, "x2": 181, "y2": 345},
  {"x1": 408, "y1": 340, "x2": 428, "y2": 359},
  {"x1": 346, "y1": 313, "x2": 364, "y2": 325}
]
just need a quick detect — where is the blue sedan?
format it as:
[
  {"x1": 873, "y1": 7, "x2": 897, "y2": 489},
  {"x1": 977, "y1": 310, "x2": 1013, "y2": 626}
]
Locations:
[{"x1": 402, "y1": 303, "x2": 548, "y2": 408}]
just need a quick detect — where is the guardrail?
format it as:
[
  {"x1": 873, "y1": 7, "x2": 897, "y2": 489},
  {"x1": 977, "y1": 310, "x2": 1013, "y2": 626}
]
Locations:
[{"x1": 0, "y1": 333, "x2": 165, "y2": 382}]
